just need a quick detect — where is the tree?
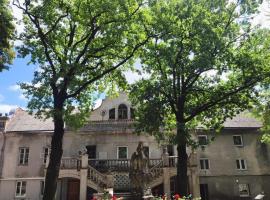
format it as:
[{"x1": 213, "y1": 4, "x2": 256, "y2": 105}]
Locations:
[
  {"x1": 129, "y1": 0, "x2": 270, "y2": 196},
  {"x1": 13, "y1": 0, "x2": 149, "y2": 199},
  {"x1": 0, "y1": 0, "x2": 15, "y2": 71}
]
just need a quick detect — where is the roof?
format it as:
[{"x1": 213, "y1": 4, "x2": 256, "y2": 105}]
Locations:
[
  {"x1": 5, "y1": 108, "x2": 54, "y2": 132},
  {"x1": 4, "y1": 108, "x2": 262, "y2": 132},
  {"x1": 223, "y1": 112, "x2": 262, "y2": 128}
]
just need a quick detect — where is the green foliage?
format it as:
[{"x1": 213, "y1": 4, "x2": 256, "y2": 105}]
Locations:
[
  {"x1": 0, "y1": 0, "x2": 15, "y2": 71},
  {"x1": 129, "y1": 0, "x2": 270, "y2": 146},
  {"x1": 15, "y1": 0, "x2": 149, "y2": 126}
]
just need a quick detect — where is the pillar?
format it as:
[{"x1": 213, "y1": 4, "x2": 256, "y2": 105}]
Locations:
[
  {"x1": 80, "y1": 154, "x2": 88, "y2": 200},
  {"x1": 163, "y1": 168, "x2": 171, "y2": 199},
  {"x1": 188, "y1": 152, "x2": 200, "y2": 198}
]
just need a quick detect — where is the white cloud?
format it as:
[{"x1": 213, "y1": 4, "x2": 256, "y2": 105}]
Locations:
[
  {"x1": 0, "y1": 104, "x2": 18, "y2": 114},
  {"x1": 252, "y1": 1, "x2": 270, "y2": 28},
  {"x1": 19, "y1": 94, "x2": 27, "y2": 101},
  {"x1": 9, "y1": 84, "x2": 20, "y2": 91},
  {"x1": 93, "y1": 99, "x2": 102, "y2": 109}
]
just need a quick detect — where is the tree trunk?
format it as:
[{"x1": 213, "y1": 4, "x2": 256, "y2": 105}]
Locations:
[
  {"x1": 175, "y1": 122, "x2": 188, "y2": 196},
  {"x1": 43, "y1": 101, "x2": 65, "y2": 200}
]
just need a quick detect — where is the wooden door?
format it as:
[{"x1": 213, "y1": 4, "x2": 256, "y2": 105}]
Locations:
[{"x1": 67, "y1": 179, "x2": 80, "y2": 200}]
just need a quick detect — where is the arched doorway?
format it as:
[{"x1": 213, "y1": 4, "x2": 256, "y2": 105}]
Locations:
[{"x1": 67, "y1": 178, "x2": 80, "y2": 200}]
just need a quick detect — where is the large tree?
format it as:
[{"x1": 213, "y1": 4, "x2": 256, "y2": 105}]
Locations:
[
  {"x1": 0, "y1": 0, "x2": 15, "y2": 71},
  {"x1": 13, "y1": 0, "x2": 149, "y2": 199},
  {"x1": 129, "y1": 0, "x2": 270, "y2": 196}
]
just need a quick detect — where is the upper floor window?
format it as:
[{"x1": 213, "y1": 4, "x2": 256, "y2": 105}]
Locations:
[
  {"x1": 109, "y1": 108, "x2": 115, "y2": 119},
  {"x1": 16, "y1": 181, "x2": 26, "y2": 197},
  {"x1": 200, "y1": 158, "x2": 210, "y2": 170},
  {"x1": 41, "y1": 147, "x2": 50, "y2": 164},
  {"x1": 236, "y1": 159, "x2": 247, "y2": 170},
  {"x1": 118, "y1": 104, "x2": 127, "y2": 119},
  {"x1": 117, "y1": 146, "x2": 128, "y2": 159},
  {"x1": 233, "y1": 135, "x2": 243, "y2": 146},
  {"x1": 19, "y1": 147, "x2": 29, "y2": 165},
  {"x1": 198, "y1": 135, "x2": 208, "y2": 146}
]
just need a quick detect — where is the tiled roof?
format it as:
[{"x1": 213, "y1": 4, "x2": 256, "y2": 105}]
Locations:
[
  {"x1": 5, "y1": 108, "x2": 54, "y2": 132},
  {"x1": 223, "y1": 112, "x2": 262, "y2": 128},
  {"x1": 4, "y1": 108, "x2": 261, "y2": 132}
]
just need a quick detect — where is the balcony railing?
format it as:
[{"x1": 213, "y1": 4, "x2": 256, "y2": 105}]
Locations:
[{"x1": 60, "y1": 157, "x2": 81, "y2": 170}]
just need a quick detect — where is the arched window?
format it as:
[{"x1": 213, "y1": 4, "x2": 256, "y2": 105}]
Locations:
[
  {"x1": 109, "y1": 108, "x2": 115, "y2": 119},
  {"x1": 118, "y1": 104, "x2": 128, "y2": 119}
]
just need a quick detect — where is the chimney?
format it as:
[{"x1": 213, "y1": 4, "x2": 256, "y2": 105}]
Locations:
[{"x1": 0, "y1": 114, "x2": 9, "y2": 131}]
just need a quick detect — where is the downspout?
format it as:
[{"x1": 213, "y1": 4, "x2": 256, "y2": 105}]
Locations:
[{"x1": 0, "y1": 131, "x2": 6, "y2": 178}]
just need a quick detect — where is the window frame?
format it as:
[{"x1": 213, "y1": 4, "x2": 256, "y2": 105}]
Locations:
[
  {"x1": 117, "y1": 146, "x2": 128, "y2": 159},
  {"x1": 109, "y1": 108, "x2": 116, "y2": 120},
  {"x1": 233, "y1": 135, "x2": 243, "y2": 146},
  {"x1": 41, "y1": 147, "x2": 51, "y2": 164},
  {"x1": 199, "y1": 158, "x2": 210, "y2": 170},
  {"x1": 198, "y1": 135, "x2": 208, "y2": 146},
  {"x1": 118, "y1": 104, "x2": 128, "y2": 120},
  {"x1": 238, "y1": 183, "x2": 250, "y2": 197},
  {"x1": 15, "y1": 181, "x2": 26, "y2": 197},
  {"x1": 18, "y1": 147, "x2": 29, "y2": 166},
  {"x1": 40, "y1": 180, "x2": 45, "y2": 196},
  {"x1": 236, "y1": 159, "x2": 247, "y2": 170}
]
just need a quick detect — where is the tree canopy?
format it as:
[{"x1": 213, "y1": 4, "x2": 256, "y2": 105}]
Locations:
[
  {"x1": 129, "y1": 0, "x2": 270, "y2": 195},
  {"x1": 0, "y1": 0, "x2": 15, "y2": 71},
  {"x1": 14, "y1": 0, "x2": 149, "y2": 199}
]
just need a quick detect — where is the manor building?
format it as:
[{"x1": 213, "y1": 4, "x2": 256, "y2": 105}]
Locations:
[{"x1": 0, "y1": 93, "x2": 269, "y2": 200}]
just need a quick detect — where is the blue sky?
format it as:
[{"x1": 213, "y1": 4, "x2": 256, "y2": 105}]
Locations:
[{"x1": 0, "y1": 56, "x2": 36, "y2": 113}]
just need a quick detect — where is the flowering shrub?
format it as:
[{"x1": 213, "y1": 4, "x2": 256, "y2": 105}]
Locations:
[{"x1": 153, "y1": 194, "x2": 201, "y2": 200}]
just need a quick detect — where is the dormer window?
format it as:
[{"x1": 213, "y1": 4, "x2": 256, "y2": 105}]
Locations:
[
  {"x1": 118, "y1": 104, "x2": 127, "y2": 119},
  {"x1": 109, "y1": 108, "x2": 115, "y2": 119}
]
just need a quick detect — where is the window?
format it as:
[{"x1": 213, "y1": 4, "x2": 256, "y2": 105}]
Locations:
[
  {"x1": 19, "y1": 148, "x2": 29, "y2": 165},
  {"x1": 16, "y1": 181, "x2": 26, "y2": 197},
  {"x1": 118, "y1": 104, "x2": 127, "y2": 119},
  {"x1": 233, "y1": 135, "x2": 243, "y2": 146},
  {"x1": 0, "y1": 121, "x2": 5, "y2": 128},
  {"x1": 109, "y1": 108, "x2": 115, "y2": 119},
  {"x1": 198, "y1": 135, "x2": 208, "y2": 146},
  {"x1": 239, "y1": 183, "x2": 250, "y2": 197},
  {"x1": 40, "y1": 181, "x2": 45, "y2": 196},
  {"x1": 41, "y1": 147, "x2": 50, "y2": 164},
  {"x1": 117, "y1": 146, "x2": 128, "y2": 159},
  {"x1": 236, "y1": 159, "x2": 247, "y2": 170},
  {"x1": 200, "y1": 159, "x2": 210, "y2": 170},
  {"x1": 143, "y1": 146, "x2": 149, "y2": 158}
]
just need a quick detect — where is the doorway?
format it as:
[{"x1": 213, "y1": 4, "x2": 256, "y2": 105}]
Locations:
[{"x1": 67, "y1": 179, "x2": 80, "y2": 200}]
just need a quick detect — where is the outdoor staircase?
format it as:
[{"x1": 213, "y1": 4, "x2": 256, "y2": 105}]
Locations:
[{"x1": 87, "y1": 165, "x2": 109, "y2": 190}]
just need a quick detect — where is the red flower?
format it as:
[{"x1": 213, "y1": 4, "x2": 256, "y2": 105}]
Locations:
[
  {"x1": 174, "y1": 194, "x2": 180, "y2": 199},
  {"x1": 112, "y1": 195, "x2": 117, "y2": 200}
]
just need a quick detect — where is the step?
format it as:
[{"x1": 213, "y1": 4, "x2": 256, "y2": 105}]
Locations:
[{"x1": 114, "y1": 192, "x2": 140, "y2": 200}]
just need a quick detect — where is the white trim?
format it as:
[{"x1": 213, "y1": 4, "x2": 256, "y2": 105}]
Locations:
[
  {"x1": 233, "y1": 135, "x2": 243, "y2": 146},
  {"x1": 15, "y1": 181, "x2": 26, "y2": 197},
  {"x1": 117, "y1": 146, "x2": 128, "y2": 159},
  {"x1": 0, "y1": 177, "x2": 44, "y2": 181},
  {"x1": 236, "y1": 159, "x2": 247, "y2": 170},
  {"x1": 199, "y1": 158, "x2": 210, "y2": 170}
]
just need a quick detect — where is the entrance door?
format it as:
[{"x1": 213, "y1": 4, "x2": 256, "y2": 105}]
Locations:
[
  {"x1": 67, "y1": 179, "x2": 80, "y2": 200},
  {"x1": 86, "y1": 145, "x2": 96, "y2": 159},
  {"x1": 200, "y1": 184, "x2": 209, "y2": 200}
]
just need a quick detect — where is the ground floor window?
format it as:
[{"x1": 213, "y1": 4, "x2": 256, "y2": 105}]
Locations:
[
  {"x1": 117, "y1": 146, "x2": 128, "y2": 159},
  {"x1": 16, "y1": 181, "x2": 26, "y2": 197},
  {"x1": 239, "y1": 183, "x2": 250, "y2": 197},
  {"x1": 40, "y1": 181, "x2": 45, "y2": 196}
]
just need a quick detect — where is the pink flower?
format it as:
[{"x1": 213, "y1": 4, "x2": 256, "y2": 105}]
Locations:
[{"x1": 174, "y1": 194, "x2": 180, "y2": 199}]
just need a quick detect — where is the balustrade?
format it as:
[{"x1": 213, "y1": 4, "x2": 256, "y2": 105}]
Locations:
[{"x1": 60, "y1": 157, "x2": 81, "y2": 170}]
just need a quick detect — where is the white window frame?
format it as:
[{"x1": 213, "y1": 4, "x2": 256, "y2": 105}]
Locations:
[
  {"x1": 15, "y1": 181, "x2": 26, "y2": 197},
  {"x1": 198, "y1": 135, "x2": 208, "y2": 146},
  {"x1": 236, "y1": 159, "x2": 247, "y2": 170},
  {"x1": 199, "y1": 158, "x2": 210, "y2": 170},
  {"x1": 233, "y1": 135, "x2": 243, "y2": 146},
  {"x1": 18, "y1": 147, "x2": 29, "y2": 165},
  {"x1": 41, "y1": 147, "x2": 51, "y2": 164},
  {"x1": 239, "y1": 183, "x2": 250, "y2": 197},
  {"x1": 117, "y1": 146, "x2": 128, "y2": 159}
]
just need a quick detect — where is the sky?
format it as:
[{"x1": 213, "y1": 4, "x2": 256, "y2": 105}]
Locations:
[{"x1": 0, "y1": 1, "x2": 269, "y2": 114}]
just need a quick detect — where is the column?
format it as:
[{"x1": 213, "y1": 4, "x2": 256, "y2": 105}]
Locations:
[
  {"x1": 80, "y1": 154, "x2": 88, "y2": 200},
  {"x1": 188, "y1": 152, "x2": 200, "y2": 198},
  {"x1": 163, "y1": 168, "x2": 171, "y2": 199}
]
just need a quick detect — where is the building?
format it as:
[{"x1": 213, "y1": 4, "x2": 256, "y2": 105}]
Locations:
[{"x1": 0, "y1": 93, "x2": 269, "y2": 200}]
